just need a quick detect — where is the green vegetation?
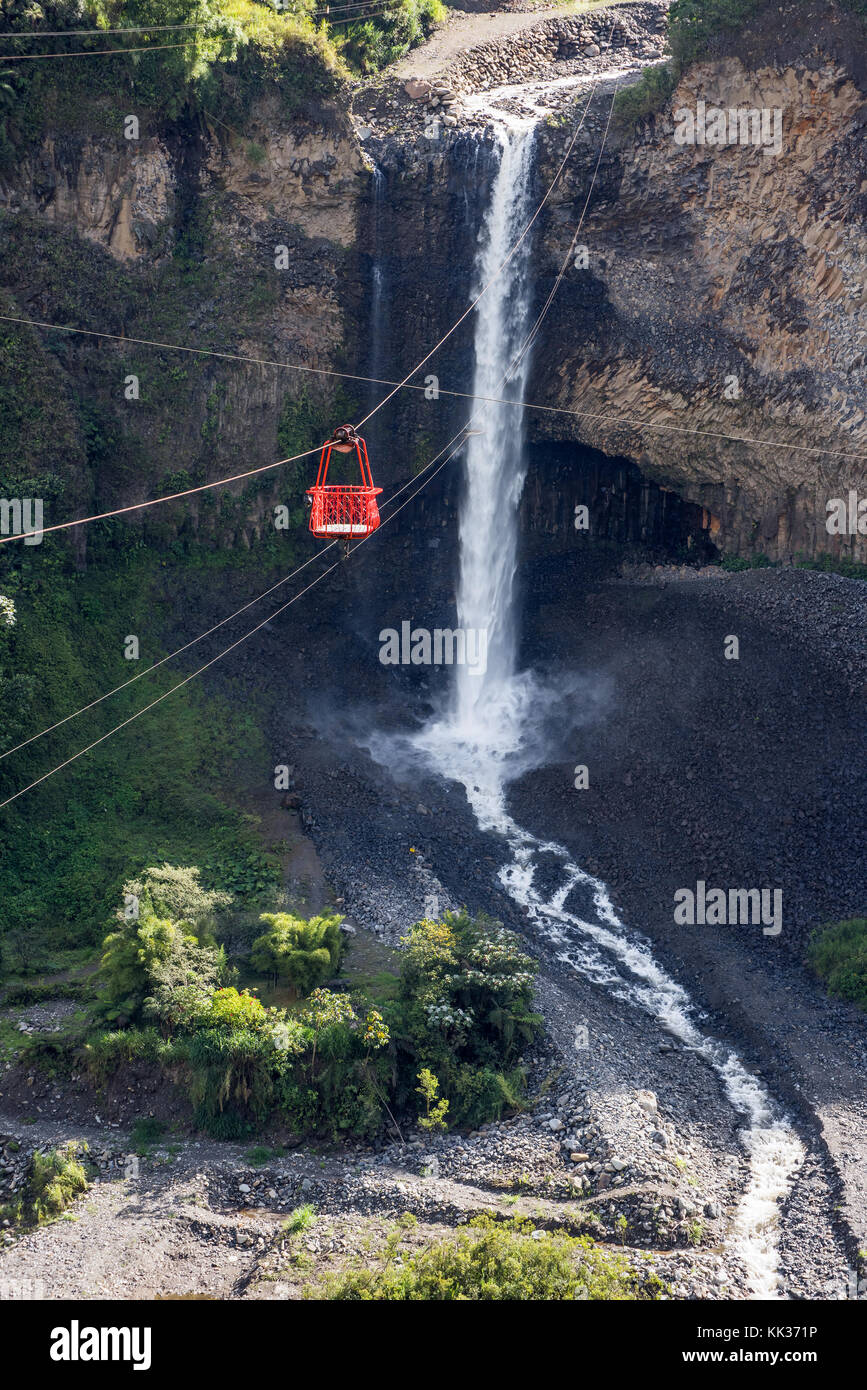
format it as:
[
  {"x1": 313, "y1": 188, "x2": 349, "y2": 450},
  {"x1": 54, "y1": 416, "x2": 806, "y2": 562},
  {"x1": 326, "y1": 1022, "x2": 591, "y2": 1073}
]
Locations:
[
  {"x1": 614, "y1": 0, "x2": 867, "y2": 124},
  {"x1": 98, "y1": 882, "x2": 230, "y2": 1024},
  {"x1": 28, "y1": 1143, "x2": 90, "y2": 1222},
  {"x1": 615, "y1": 0, "x2": 764, "y2": 123},
  {"x1": 415, "y1": 1067, "x2": 449, "y2": 1134},
  {"x1": 283, "y1": 1203, "x2": 316, "y2": 1235},
  {"x1": 340, "y1": 0, "x2": 445, "y2": 75},
  {"x1": 0, "y1": 0, "x2": 443, "y2": 170},
  {"x1": 37, "y1": 905, "x2": 541, "y2": 1143},
  {"x1": 795, "y1": 552, "x2": 867, "y2": 582},
  {"x1": 251, "y1": 911, "x2": 344, "y2": 994},
  {"x1": 665, "y1": 0, "x2": 764, "y2": 68},
  {"x1": 247, "y1": 1142, "x2": 284, "y2": 1165},
  {"x1": 397, "y1": 910, "x2": 540, "y2": 1128},
  {"x1": 0, "y1": 525, "x2": 280, "y2": 970},
  {"x1": 808, "y1": 918, "x2": 867, "y2": 1010},
  {"x1": 316, "y1": 1215, "x2": 665, "y2": 1300},
  {"x1": 130, "y1": 1116, "x2": 168, "y2": 1153},
  {"x1": 1, "y1": 1143, "x2": 90, "y2": 1227},
  {"x1": 719, "y1": 551, "x2": 773, "y2": 572},
  {"x1": 613, "y1": 62, "x2": 678, "y2": 125}
]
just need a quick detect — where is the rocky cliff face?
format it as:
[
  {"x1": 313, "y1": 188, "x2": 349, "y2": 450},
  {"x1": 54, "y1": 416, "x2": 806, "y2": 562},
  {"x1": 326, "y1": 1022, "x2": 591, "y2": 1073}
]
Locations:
[
  {"x1": 0, "y1": 94, "x2": 372, "y2": 555},
  {"x1": 1, "y1": 0, "x2": 864, "y2": 563},
  {"x1": 532, "y1": 0, "x2": 867, "y2": 562}
]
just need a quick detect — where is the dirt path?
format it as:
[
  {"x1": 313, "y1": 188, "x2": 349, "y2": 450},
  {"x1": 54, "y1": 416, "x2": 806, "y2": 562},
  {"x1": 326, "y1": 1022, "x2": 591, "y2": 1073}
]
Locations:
[{"x1": 393, "y1": 0, "x2": 621, "y2": 81}]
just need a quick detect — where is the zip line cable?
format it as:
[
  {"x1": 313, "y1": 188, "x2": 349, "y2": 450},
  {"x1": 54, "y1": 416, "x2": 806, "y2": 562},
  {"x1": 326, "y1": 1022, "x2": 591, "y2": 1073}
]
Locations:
[
  {"x1": 513, "y1": 72, "x2": 621, "y2": 374},
  {"x1": 0, "y1": 443, "x2": 324, "y2": 546},
  {"x1": 0, "y1": 558, "x2": 340, "y2": 810},
  {"x1": 0, "y1": 80, "x2": 603, "y2": 547},
  {"x1": 3, "y1": 312, "x2": 864, "y2": 464},
  {"x1": 0, "y1": 41, "x2": 193, "y2": 60},
  {"x1": 0, "y1": 6, "x2": 406, "y2": 57},
  {"x1": 0, "y1": 545, "x2": 334, "y2": 762}
]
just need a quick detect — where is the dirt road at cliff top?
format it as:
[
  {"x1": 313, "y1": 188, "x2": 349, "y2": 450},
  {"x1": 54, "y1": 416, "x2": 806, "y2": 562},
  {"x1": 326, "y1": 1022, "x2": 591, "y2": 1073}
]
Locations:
[{"x1": 392, "y1": 1, "x2": 628, "y2": 82}]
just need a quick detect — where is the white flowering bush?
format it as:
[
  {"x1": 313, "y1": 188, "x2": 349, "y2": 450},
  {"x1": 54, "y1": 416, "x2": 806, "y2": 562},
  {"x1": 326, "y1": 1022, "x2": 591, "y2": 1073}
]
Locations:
[
  {"x1": 397, "y1": 910, "x2": 541, "y2": 1127},
  {"x1": 0, "y1": 595, "x2": 15, "y2": 628}
]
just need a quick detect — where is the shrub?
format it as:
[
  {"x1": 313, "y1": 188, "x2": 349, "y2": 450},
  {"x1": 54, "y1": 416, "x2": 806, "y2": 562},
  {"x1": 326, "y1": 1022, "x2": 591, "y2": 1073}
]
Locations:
[
  {"x1": 28, "y1": 1144, "x2": 89, "y2": 1224},
  {"x1": 615, "y1": 63, "x2": 678, "y2": 124},
  {"x1": 808, "y1": 919, "x2": 867, "y2": 1009},
  {"x1": 205, "y1": 986, "x2": 267, "y2": 1031},
  {"x1": 144, "y1": 932, "x2": 227, "y2": 1034},
  {"x1": 318, "y1": 1216, "x2": 665, "y2": 1300},
  {"x1": 99, "y1": 914, "x2": 225, "y2": 1023},
  {"x1": 396, "y1": 910, "x2": 540, "y2": 1126},
  {"x1": 185, "y1": 1023, "x2": 280, "y2": 1132},
  {"x1": 337, "y1": 0, "x2": 445, "y2": 75},
  {"x1": 120, "y1": 864, "x2": 232, "y2": 944},
  {"x1": 251, "y1": 911, "x2": 344, "y2": 996},
  {"x1": 416, "y1": 1068, "x2": 449, "y2": 1133}
]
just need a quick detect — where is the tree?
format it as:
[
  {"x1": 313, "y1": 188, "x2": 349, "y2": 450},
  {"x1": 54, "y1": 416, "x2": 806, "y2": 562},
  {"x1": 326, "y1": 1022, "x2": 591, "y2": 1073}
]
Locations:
[
  {"x1": 251, "y1": 911, "x2": 344, "y2": 996},
  {"x1": 143, "y1": 931, "x2": 225, "y2": 1035},
  {"x1": 120, "y1": 864, "x2": 232, "y2": 944},
  {"x1": 416, "y1": 1068, "x2": 449, "y2": 1133},
  {"x1": 300, "y1": 988, "x2": 355, "y2": 1077},
  {"x1": 100, "y1": 915, "x2": 225, "y2": 1023}
]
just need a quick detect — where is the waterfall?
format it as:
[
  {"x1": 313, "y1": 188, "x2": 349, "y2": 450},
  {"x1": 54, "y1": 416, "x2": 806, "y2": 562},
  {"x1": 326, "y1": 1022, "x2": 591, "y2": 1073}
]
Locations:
[
  {"x1": 367, "y1": 166, "x2": 388, "y2": 447},
  {"x1": 409, "y1": 121, "x2": 805, "y2": 1297},
  {"x1": 417, "y1": 123, "x2": 540, "y2": 791},
  {"x1": 454, "y1": 127, "x2": 535, "y2": 725}
]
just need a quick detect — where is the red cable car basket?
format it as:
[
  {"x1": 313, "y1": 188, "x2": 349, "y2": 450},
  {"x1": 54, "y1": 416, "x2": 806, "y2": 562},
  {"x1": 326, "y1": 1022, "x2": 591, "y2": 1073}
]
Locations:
[{"x1": 307, "y1": 427, "x2": 382, "y2": 540}]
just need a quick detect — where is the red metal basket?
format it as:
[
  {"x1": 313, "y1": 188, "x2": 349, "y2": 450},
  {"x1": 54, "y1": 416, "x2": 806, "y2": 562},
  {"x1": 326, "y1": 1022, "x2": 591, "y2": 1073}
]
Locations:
[{"x1": 306, "y1": 432, "x2": 382, "y2": 540}]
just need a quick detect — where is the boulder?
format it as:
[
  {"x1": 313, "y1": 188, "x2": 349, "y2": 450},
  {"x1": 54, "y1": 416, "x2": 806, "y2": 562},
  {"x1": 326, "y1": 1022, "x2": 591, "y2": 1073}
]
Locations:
[{"x1": 404, "y1": 78, "x2": 432, "y2": 101}]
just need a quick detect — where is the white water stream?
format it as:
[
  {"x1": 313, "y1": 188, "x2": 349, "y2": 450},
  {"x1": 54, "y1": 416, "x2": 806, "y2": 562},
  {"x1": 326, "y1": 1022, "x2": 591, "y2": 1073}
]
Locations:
[{"x1": 409, "y1": 122, "x2": 805, "y2": 1297}]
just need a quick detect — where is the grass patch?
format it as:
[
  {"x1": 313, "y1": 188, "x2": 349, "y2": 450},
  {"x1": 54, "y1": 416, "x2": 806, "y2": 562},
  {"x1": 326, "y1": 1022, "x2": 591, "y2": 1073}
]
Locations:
[
  {"x1": 247, "y1": 1144, "x2": 285, "y2": 1166},
  {"x1": 314, "y1": 1215, "x2": 666, "y2": 1300},
  {"x1": 808, "y1": 918, "x2": 867, "y2": 1010},
  {"x1": 283, "y1": 1204, "x2": 316, "y2": 1235},
  {"x1": 130, "y1": 1117, "x2": 169, "y2": 1155},
  {"x1": 1, "y1": 1143, "x2": 90, "y2": 1229}
]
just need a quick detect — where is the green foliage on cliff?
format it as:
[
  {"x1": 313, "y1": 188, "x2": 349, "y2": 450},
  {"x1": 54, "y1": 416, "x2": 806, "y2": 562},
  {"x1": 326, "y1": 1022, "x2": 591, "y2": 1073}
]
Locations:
[
  {"x1": 613, "y1": 62, "x2": 678, "y2": 124},
  {"x1": 0, "y1": 534, "x2": 275, "y2": 971},
  {"x1": 0, "y1": 0, "x2": 345, "y2": 158},
  {"x1": 615, "y1": 0, "x2": 867, "y2": 124},
  {"x1": 339, "y1": 0, "x2": 445, "y2": 75},
  {"x1": 0, "y1": 0, "x2": 444, "y2": 164}
]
